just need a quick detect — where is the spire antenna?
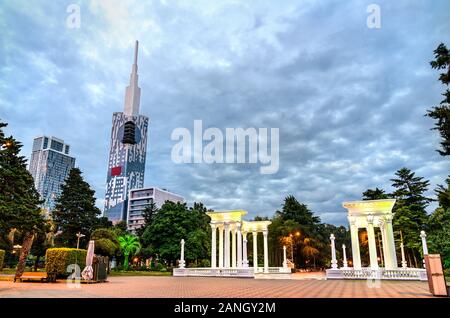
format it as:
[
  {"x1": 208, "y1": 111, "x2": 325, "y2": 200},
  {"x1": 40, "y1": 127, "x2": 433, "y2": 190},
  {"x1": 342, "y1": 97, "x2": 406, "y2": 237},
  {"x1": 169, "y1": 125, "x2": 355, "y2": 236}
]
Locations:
[{"x1": 134, "y1": 40, "x2": 139, "y2": 66}]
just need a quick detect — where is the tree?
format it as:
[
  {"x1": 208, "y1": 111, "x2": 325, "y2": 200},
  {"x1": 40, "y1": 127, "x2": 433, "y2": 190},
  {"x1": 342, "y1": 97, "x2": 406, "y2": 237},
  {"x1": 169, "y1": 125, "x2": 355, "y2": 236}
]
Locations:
[
  {"x1": 391, "y1": 168, "x2": 431, "y2": 267},
  {"x1": 91, "y1": 228, "x2": 120, "y2": 257},
  {"x1": 276, "y1": 195, "x2": 320, "y2": 237},
  {"x1": 52, "y1": 168, "x2": 101, "y2": 248},
  {"x1": 362, "y1": 188, "x2": 389, "y2": 200},
  {"x1": 435, "y1": 175, "x2": 450, "y2": 210},
  {"x1": 426, "y1": 43, "x2": 450, "y2": 156},
  {"x1": 141, "y1": 201, "x2": 211, "y2": 265},
  {"x1": 136, "y1": 202, "x2": 158, "y2": 238},
  {"x1": 118, "y1": 235, "x2": 141, "y2": 270},
  {"x1": 0, "y1": 120, "x2": 45, "y2": 279}
]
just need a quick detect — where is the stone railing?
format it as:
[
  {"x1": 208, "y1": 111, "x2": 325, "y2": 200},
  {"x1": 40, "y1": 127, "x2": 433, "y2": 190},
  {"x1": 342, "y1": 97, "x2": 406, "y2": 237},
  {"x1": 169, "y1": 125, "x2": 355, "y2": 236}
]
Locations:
[
  {"x1": 335, "y1": 268, "x2": 427, "y2": 281},
  {"x1": 174, "y1": 267, "x2": 291, "y2": 277},
  {"x1": 173, "y1": 267, "x2": 254, "y2": 277}
]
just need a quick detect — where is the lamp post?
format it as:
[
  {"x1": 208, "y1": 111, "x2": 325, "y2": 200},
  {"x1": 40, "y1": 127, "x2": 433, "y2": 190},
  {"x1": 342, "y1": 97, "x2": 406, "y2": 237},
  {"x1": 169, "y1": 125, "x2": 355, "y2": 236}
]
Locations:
[{"x1": 76, "y1": 232, "x2": 85, "y2": 249}]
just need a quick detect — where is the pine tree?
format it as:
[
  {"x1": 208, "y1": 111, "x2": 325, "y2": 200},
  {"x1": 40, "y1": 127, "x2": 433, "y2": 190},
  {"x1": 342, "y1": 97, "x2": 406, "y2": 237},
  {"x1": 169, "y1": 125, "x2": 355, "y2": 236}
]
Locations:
[
  {"x1": 0, "y1": 120, "x2": 45, "y2": 279},
  {"x1": 52, "y1": 168, "x2": 101, "y2": 247},
  {"x1": 362, "y1": 188, "x2": 389, "y2": 200},
  {"x1": 391, "y1": 168, "x2": 431, "y2": 267},
  {"x1": 276, "y1": 195, "x2": 320, "y2": 236},
  {"x1": 435, "y1": 175, "x2": 450, "y2": 210},
  {"x1": 426, "y1": 43, "x2": 450, "y2": 156},
  {"x1": 136, "y1": 201, "x2": 158, "y2": 238}
]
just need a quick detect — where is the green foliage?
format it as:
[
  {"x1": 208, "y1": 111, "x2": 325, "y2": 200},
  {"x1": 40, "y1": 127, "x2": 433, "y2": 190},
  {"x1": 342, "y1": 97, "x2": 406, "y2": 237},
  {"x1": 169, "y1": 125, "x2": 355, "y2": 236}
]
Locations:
[
  {"x1": 118, "y1": 235, "x2": 141, "y2": 270},
  {"x1": 275, "y1": 195, "x2": 321, "y2": 237},
  {"x1": 362, "y1": 188, "x2": 389, "y2": 200},
  {"x1": 52, "y1": 168, "x2": 101, "y2": 247},
  {"x1": 136, "y1": 202, "x2": 159, "y2": 237},
  {"x1": 45, "y1": 248, "x2": 87, "y2": 276},
  {"x1": 426, "y1": 43, "x2": 450, "y2": 156},
  {"x1": 435, "y1": 175, "x2": 450, "y2": 210},
  {"x1": 0, "y1": 249, "x2": 5, "y2": 269},
  {"x1": 141, "y1": 201, "x2": 211, "y2": 265},
  {"x1": 91, "y1": 228, "x2": 120, "y2": 257},
  {"x1": 112, "y1": 221, "x2": 129, "y2": 237}
]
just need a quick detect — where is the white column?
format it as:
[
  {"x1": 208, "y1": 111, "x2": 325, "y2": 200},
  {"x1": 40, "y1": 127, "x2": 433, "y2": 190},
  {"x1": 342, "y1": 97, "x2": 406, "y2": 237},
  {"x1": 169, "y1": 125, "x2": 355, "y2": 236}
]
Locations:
[
  {"x1": 366, "y1": 215, "x2": 379, "y2": 270},
  {"x1": 232, "y1": 225, "x2": 237, "y2": 268},
  {"x1": 330, "y1": 234, "x2": 338, "y2": 269},
  {"x1": 252, "y1": 231, "x2": 258, "y2": 273},
  {"x1": 283, "y1": 246, "x2": 287, "y2": 268},
  {"x1": 263, "y1": 230, "x2": 269, "y2": 273},
  {"x1": 400, "y1": 241, "x2": 407, "y2": 268},
  {"x1": 385, "y1": 216, "x2": 398, "y2": 269},
  {"x1": 224, "y1": 223, "x2": 230, "y2": 268},
  {"x1": 379, "y1": 221, "x2": 390, "y2": 268},
  {"x1": 219, "y1": 224, "x2": 224, "y2": 268},
  {"x1": 210, "y1": 224, "x2": 217, "y2": 268},
  {"x1": 420, "y1": 230, "x2": 428, "y2": 268},
  {"x1": 242, "y1": 232, "x2": 249, "y2": 268},
  {"x1": 349, "y1": 218, "x2": 362, "y2": 270},
  {"x1": 179, "y1": 239, "x2": 185, "y2": 268},
  {"x1": 342, "y1": 244, "x2": 348, "y2": 268},
  {"x1": 237, "y1": 223, "x2": 242, "y2": 268}
]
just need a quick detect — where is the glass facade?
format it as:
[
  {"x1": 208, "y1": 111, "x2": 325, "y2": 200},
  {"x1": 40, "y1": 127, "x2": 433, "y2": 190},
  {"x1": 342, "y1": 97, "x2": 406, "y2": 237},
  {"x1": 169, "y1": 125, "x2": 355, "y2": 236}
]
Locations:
[{"x1": 29, "y1": 136, "x2": 76, "y2": 211}]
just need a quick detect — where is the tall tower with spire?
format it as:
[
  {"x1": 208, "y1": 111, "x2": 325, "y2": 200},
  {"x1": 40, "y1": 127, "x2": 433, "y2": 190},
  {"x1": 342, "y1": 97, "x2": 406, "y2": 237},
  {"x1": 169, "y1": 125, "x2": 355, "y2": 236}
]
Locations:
[{"x1": 104, "y1": 41, "x2": 149, "y2": 222}]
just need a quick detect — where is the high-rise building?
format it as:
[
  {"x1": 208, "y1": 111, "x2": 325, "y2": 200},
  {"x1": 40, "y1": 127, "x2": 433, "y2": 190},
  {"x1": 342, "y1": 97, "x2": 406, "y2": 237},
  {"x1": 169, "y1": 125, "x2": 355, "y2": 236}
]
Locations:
[
  {"x1": 127, "y1": 187, "x2": 184, "y2": 233},
  {"x1": 29, "y1": 136, "x2": 76, "y2": 211},
  {"x1": 104, "y1": 41, "x2": 149, "y2": 222}
]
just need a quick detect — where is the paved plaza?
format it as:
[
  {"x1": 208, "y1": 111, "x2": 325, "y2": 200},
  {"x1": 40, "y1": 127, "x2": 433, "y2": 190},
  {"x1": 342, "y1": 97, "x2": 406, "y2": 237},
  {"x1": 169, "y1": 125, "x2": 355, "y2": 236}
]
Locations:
[{"x1": 0, "y1": 275, "x2": 433, "y2": 298}]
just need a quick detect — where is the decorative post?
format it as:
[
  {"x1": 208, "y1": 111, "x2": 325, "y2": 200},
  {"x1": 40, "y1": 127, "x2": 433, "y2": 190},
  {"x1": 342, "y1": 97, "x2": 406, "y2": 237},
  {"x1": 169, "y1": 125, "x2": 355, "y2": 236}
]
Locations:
[
  {"x1": 282, "y1": 246, "x2": 287, "y2": 268},
  {"x1": 420, "y1": 230, "x2": 428, "y2": 268},
  {"x1": 211, "y1": 224, "x2": 217, "y2": 268},
  {"x1": 342, "y1": 244, "x2": 348, "y2": 268},
  {"x1": 330, "y1": 234, "x2": 338, "y2": 269},
  {"x1": 400, "y1": 241, "x2": 407, "y2": 269},
  {"x1": 179, "y1": 239, "x2": 185, "y2": 268}
]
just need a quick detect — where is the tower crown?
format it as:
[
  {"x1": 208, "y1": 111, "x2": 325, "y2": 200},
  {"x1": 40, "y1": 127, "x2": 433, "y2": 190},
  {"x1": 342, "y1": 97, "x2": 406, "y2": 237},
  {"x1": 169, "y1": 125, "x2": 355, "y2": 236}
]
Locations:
[{"x1": 124, "y1": 40, "x2": 141, "y2": 116}]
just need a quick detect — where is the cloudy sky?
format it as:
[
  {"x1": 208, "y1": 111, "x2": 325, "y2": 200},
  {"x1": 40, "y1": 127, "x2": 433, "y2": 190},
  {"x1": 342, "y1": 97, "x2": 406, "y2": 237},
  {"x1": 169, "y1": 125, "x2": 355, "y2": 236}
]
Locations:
[{"x1": 1, "y1": 0, "x2": 449, "y2": 225}]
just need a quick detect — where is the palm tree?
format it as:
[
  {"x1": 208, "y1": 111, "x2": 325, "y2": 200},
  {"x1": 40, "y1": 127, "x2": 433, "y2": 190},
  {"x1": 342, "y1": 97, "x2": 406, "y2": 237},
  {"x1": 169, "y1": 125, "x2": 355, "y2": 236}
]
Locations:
[
  {"x1": 302, "y1": 237, "x2": 320, "y2": 269},
  {"x1": 118, "y1": 235, "x2": 141, "y2": 270}
]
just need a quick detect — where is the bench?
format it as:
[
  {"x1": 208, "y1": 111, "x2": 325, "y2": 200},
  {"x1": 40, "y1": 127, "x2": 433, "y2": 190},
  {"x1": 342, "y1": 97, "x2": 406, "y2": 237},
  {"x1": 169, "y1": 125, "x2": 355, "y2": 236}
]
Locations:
[{"x1": 16, "y1": 272, "x2": 57, "y2": 283}]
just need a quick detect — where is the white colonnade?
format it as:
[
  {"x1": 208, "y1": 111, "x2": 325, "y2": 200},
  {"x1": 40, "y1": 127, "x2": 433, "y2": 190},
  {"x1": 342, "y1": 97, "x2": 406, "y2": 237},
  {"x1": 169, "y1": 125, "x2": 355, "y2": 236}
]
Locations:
[{"x1": 208, "y1": 211, "x2": 271, "y2": 273}]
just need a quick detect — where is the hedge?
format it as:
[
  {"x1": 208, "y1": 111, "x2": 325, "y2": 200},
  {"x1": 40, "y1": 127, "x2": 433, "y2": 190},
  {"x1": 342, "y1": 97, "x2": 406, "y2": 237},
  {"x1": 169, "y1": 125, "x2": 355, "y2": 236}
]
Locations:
[
  {"x1": 45, "y1": 248, "x2": 87, "y2": 276},
  {"x1": 0, "y1": 250, "x2": 5, "y2": 270}
]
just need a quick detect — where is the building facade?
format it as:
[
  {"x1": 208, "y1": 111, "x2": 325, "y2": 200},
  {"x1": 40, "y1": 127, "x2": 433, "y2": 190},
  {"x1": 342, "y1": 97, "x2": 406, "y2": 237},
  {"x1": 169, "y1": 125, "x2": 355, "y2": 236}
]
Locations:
[
  {"x1": 104, "y1": 41, "x2": 149, "y2": 223},
  {"x1": 127, "y1": 187, "x2": 184, "y2": 233},
  {"x1": 28, "y1": 136, "x2": 76, "y2": 212}
]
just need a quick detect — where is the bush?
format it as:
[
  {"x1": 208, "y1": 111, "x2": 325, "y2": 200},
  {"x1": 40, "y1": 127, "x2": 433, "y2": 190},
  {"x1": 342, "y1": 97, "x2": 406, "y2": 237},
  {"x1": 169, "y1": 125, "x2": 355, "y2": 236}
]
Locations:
[
  {"x1": 94, "y1": 238, "x2": 117, "y2": 257},
  {"x1": 45, "y1": 248, "x2": 87, "y2": 277},
  {"x1": 0, "y1": 250, "x2": 5, "y2": 270}
]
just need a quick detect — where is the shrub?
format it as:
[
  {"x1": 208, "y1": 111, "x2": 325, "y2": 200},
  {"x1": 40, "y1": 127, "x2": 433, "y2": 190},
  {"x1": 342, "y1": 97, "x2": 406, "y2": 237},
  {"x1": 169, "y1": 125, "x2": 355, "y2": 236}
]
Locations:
[
  {"x1": 45, "y1": 248, "x2": 87, "y2": 277},
  {"x1": 160, "y1": 267, "x2": 167, "y2": 272},
  {"x1": 94, "y1": 238, "x2": 117, "y2": 257},
  {"x1": 0, "y1": 250, "x2": 5, "y2": 270}
]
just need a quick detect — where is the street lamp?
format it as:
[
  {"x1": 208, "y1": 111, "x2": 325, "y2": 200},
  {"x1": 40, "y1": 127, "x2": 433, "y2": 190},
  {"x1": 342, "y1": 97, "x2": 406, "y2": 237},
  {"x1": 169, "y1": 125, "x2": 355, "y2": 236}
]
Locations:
[{"x1": 76, "y1": 232, "x2": 85, "y2": 249}]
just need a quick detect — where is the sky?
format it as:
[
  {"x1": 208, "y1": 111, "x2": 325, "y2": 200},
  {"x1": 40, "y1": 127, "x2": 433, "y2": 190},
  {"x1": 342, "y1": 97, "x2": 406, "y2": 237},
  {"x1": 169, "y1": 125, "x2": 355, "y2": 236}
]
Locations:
[{"x1": 0, "y1": 0, "x2": 449, "y2": 225}]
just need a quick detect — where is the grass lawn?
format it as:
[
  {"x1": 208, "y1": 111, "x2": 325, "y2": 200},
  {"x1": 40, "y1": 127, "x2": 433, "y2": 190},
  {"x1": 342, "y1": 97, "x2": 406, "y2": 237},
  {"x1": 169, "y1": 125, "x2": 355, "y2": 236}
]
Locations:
[{"x1": 109, "y1": 270, "x2": 171, "y2": 277}]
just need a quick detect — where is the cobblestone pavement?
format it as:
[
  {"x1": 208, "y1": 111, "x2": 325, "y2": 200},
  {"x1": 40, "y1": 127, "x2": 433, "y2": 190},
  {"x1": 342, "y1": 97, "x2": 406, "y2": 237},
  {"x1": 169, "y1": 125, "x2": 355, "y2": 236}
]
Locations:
[{"x1": 0, "y1": 276, "x2": 433, "y2": 298}]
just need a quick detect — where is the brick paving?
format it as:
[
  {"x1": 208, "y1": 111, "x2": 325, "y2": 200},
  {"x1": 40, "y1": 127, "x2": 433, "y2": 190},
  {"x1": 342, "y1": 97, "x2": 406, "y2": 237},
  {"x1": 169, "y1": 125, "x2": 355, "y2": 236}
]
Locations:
[{"x1": 0, "y1": 275, "x2": 433, "y2": 298}]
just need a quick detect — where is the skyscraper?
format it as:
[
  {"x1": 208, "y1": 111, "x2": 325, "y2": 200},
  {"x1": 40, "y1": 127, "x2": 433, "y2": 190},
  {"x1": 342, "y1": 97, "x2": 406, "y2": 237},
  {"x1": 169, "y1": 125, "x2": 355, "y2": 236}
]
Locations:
[
  {"x1": 29, "y1": 136, "x2": 76, "y2": 212},
  {"x1": 104, "y1": 41, "x2": 149, "y2": 222}
]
